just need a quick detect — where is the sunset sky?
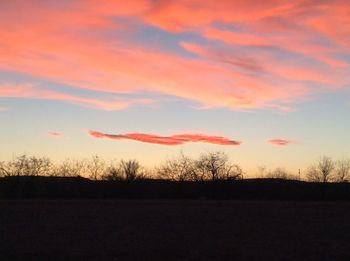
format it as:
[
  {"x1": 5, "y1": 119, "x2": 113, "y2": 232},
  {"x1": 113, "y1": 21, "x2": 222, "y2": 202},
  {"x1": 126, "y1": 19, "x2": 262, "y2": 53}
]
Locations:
[{"x1": 0, "y1": 0, "x2": 349, "y2": 177}]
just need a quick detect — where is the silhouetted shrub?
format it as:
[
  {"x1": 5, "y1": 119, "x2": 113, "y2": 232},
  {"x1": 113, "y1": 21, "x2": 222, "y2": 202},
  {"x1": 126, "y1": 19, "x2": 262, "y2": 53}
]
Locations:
[
  {"x1": 265, "y1": 167, "x2": 299, "y2": 180},
  {"x1": 101, "y1": 159, "x2": 146, "y2": 181}
]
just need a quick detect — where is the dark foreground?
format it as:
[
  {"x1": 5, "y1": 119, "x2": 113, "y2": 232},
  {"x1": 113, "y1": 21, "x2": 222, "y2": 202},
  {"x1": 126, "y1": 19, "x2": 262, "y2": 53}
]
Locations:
[
  {"x1": 1, "y1": 200, "x2": 350, "y2": 261},
  {"x1": 3, "y1": 177, "x2": 350, "y2": 200}
]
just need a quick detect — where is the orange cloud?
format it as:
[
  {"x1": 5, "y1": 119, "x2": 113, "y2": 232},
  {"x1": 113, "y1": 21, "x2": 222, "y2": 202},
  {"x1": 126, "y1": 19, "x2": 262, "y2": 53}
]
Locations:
[
  {"x1": 0, "y1": 1, "x2": 348, "y2": 111},
  {"x1": 268, "y1": 139, "x2": 293, "y2": 146},
  {"x1": 145, "y1": 0, "x2": 300, "y2": 32},
  {"x1": 89, "y1": 130, "x2": 241, "y2": 146}
]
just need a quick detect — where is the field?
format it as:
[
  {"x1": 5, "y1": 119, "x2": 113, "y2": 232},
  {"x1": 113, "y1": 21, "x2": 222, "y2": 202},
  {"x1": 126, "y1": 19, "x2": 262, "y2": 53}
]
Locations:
[{"x1": 1, "y1": 200, "x2": 350, "y2": 260}]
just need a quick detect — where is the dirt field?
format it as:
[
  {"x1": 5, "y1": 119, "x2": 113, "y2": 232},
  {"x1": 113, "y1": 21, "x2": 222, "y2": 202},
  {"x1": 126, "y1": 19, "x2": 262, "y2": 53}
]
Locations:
[{"x1": 1, "y1": 200, "x2": 350, "y2": 260}]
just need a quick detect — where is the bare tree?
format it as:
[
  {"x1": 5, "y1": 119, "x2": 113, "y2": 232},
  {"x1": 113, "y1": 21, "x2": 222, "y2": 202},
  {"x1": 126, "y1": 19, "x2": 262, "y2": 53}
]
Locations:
[
  {"x1": 307, "y1": 156, "x2": 334, "y2": 182},
  {"x1": 0, "y1": 155, "x2": 53, "y2": 176},
  {"x1": 26, "y1": 156, "x2": 52, "y2": 176},
  {"x1": 0, "y1": 161, "x2": 9, "y2": 177},
  {"x1": 306, "y1": 165, "x2": 319, "y2": 182},
  {"x1": 120, "y1": 159, "x2": 141, "y2": 181},
  {"x1": 53, "y1": 158, "x2": 86, "y2": 177},
  {"x1": 334, "y1": 159, "x2": 350, "y2": 182},
  {"x1": 101, "y1": 159, "x2": 144, "y2": 181},
  {"x1": 266, "y1": 167, "x2": 289, "y2": 179},
  {"x1": 157, "y1": 153, "x2": 198, "y2": 181},
  {"x1": 318, "y1": 156, "x2": 334, "y2": 182},
  {"x1": 138, "y1": 167, "x2": 152, "y2": 180},
  {"x1": 196, "y1": 151, "x2": 243, "y2": 181},
  {"x1": 222, "y1": 163, "x2": 243, "y2": 180},
  {"x1": 102, "y1": 163, "x2": 123, "y2": 181},
  {"x1": 5, "y1": 154, "x2": 30, "y2": 176},
  {"x1": 86, "y1": 155, "x2": 105, "y2": 180}
]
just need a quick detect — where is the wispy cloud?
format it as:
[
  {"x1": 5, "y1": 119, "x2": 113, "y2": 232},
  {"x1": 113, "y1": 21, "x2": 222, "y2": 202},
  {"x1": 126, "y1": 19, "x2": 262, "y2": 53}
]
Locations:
[
  {"x1": 0, "y1": 83, "x2": 153, "y2": 111},
  {"x1": 268, "y1": 139, "x2": 293, "y2": 146},
  {"x1": 0, "y1": 1, "x2": 349, "y2": 110},
  {"x1": 47, "y1": 131, "x2": 63, "y2": 139},
  {"x1": 89, "y1": 130, "x2": 241, "y2": 146}
]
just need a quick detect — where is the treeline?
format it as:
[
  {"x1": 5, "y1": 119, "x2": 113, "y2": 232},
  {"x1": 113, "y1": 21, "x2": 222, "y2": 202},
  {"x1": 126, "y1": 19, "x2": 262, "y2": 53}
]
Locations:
[
  {"x1": 0, "y1": 152, "x2": 243, "y2": 181},
  {"x1": 0, "y1": 152, "x2": 349, "y2": 182},
  {"x1": 1, "y1": 152, "x2": 350, "y2": 200},
  {"x1": 0, "y1": 154, "x2": 147, "y2": 181},
  {"x1": 258, "y1": 156, "x2": 350, "y2": 183}
]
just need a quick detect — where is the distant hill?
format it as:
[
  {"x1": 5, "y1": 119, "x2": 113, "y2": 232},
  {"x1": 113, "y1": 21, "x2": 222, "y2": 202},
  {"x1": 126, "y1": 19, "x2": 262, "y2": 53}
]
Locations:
[{"x1": 1, "y1": 176, "x2": 350, "y2": 200}]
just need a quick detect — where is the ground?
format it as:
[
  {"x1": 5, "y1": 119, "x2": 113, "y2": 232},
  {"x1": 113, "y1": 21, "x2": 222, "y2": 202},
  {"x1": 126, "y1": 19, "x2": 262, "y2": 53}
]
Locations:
[{"x1": 1, "y1": 200, "x2": 350, "y2": 260}]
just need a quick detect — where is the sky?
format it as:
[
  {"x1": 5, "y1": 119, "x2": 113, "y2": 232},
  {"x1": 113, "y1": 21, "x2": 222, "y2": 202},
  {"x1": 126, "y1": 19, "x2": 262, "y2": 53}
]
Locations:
[{"x1": 0, "y1": 0, "x2": 349, "y2": 177}]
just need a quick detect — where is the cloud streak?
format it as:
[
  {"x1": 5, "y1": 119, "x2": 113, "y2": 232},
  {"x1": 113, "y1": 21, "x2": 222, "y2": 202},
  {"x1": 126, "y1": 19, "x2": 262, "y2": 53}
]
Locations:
[
  {"x1": 89, "y1": 130, "x2": 241, "y2": 146},
  {"x1": 268, "y1": 139, "x2": 293, "y2": 146},
  {"x1": 47, "y1": 132, "x2": 63, "y2": 139},
  {"x1": 0, "y1": 83, "x2": 152, "y2": 111}
]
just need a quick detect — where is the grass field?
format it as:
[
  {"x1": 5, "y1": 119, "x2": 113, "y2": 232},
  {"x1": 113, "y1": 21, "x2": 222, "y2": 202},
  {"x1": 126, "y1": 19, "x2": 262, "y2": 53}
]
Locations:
[{"x1": 1, "y1": 200, "x2": 350, "y2": 260}]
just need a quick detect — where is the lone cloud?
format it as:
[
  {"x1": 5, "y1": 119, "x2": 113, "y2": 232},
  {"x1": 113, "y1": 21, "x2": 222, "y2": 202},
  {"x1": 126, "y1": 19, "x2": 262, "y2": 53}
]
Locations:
[
  {"x1": 89, "y1": 130, "x2": 241, "y2": 146},
  {"x1": 47, "y1": 131, "x2": 63, "y2": 139},
  {"x1": 268, "y1": 139, "x2": 293, "y2": 146}
]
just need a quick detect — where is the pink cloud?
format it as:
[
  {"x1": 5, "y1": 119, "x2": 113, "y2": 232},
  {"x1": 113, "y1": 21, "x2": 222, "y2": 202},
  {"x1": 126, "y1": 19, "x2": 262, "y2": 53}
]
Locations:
[
  {"x1": 268, "y1": 139, "x2": 294, "y2": 146},
  {"x1": 0, "y1": 83, "x2": 152, "y2": 111},
  {"x1": 0, "y1": 1, "x2": 348, "y2": 111},
  {"x1": 89, "y1": 130, "x2": 241, "y2": 146},
  {"x1": 202, "y1": 27, "x2": 347, "y2": 70}
]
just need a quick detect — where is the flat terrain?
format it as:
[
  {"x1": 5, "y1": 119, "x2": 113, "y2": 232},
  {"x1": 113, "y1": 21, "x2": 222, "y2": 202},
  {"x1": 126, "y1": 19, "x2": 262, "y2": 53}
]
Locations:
[{"x1": 1, "y1": 200, "x2": 350, "y2": 260}]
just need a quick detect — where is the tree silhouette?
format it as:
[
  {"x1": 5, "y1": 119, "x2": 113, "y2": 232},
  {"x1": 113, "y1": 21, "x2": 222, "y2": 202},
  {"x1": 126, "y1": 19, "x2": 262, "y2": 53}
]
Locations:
[
  {"x1": 0, "y1": 155, "x2": 53, "y2": 176},
  {"x1": 196, "y1": 151, "x2": 243, "y2": 181},
  {"x1": 307, "y1": 156, "x2": 334, "y2": 182},
  {"x1": 120, "y1": 159, "x2": 142, "y2": 181},
  {"x1": 334, "y1": 158, "x2": 350, "y2": 182},
  {"x1": 101, "y1": 159, "x2": 144, "y2": 181},
  {"x1": 102, "y1": 164, "x2": 123, "y2": 181},
  {"x1": 157, "y1": 153, "x2": 198, "y2": 181},
  {"x1": 0, "y1": 161, "x2": 8, "y2": 177},
  {"x1": 265, "y1": 167, "x2": 299, "y2": 180},
  {"x1": 157, "y1": 152, "x2": 243, "y2": 181},
  {"x1": 53, "y1": 158, "x2": 86, "y2": 177},
  {"x1": 86, "y1": 155, "x2": 105, "y2": 180}
]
